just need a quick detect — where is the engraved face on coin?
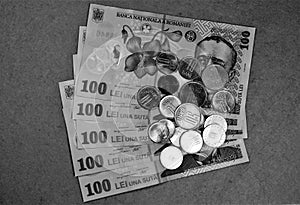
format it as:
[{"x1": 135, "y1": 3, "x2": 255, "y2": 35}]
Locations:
[
  {"x1": 159, "y1": 95, "x2": 181, "y2": 119},
  {"x1": 170, "y1": 127, "x2": 187, "y2": 147},
  {"x1": 178, "y1": 56, "x2": 202, "y2": 80},
  {"x1": 174, "y1": 103, "x2": 202, "y2": 130},
  {"x1": 147, "y1": 121, "x2": 169, "y2": 143},
  {"x1": 204, "y1": 114, "x2": 228, "y2": 131},
  {"x1": 212, "y1": 90, "x2": 235, "y2": 113},
  {"x1": 159, "y1": 146, "x2": 183, "y2": 170},
  {"x1": 203, "y1": 124, "x2": 226, "y2": 148},
  {"x1": 201, "y1": 64, "x2": 229, "y2": 91},
  {"x1": 159, "y1": 119, "x2": 175, "y2": 139},
  {"x1": 137, "y1": 85, "x2": 161, "y2": 110},
  {"x1": 157, "y1": 75, "x2": 180, "y2": 95},
  {"x1": 178, "y1": 81, "x2": 207, "y2": 107},
  {"x1": 156, "y1": 52, "x2": 179, "y2": 75},
  {"x1": 180, "y1": 130, "x2": 203, "y2": 154}
]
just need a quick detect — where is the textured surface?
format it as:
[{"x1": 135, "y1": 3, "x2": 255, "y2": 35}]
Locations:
[{"x1": 0, "y1": 0, "x2": 299, "y2": 204}]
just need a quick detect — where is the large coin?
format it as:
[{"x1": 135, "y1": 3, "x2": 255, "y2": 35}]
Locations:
[
  {"x1": 178, "y1": 81, "x2": 207, "y2": 107},
  {"x1": 178, "y1": 56, "x2": 202, "y2": 80},
  {"x1": 159, "y1": 95, "x2": 181, "y2": 119},
  {"x1": 201, "y1": 64, "x2": 229, "y2": 91},
  {"x1": 212, "y1": 90, "x2": 235, "y2": 113},
  {"x1": 204, "y1": 114, "x2": 228, "y2": 131},
  {"x1": 174, "y1": 103, "x2": 202, "y2": 129},
  {"x1": 159, "y1": 119, "x2": 175, "y2": 138},
  {"x1": 203, "y1": 124, "x2": 226, "y2": 148},
  {"x1": 159, "y1": 146, "x2": 183, "y2": 170},
  {"x1": 147, "y1": 121, "x2": 169, "y2": 143},
  {"x1": 137, "y1": 85, "x2": 161, "y2": 110},
  {"x1": 180, "y1": 130, "x2": 203, "y2": 154},
  {"x1": 157, "y1": 75, "x2": 180, "y2": 95},
  {"x1": 156, "y1": 51, "x2": 179, "y2": 75}
]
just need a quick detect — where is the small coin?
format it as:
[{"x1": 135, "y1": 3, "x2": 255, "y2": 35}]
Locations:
[
  {"x1": 159, "y1": 95, "x2": 181, "y2": 119},
  {"x1": 193, "y1": 143, "x2": 215, "y2": 163},
  {"x1": 170, "y1": 127, "x2": 187, "y2": 147},
  {"x1": 212, "y1": 90, "x2": 235, "y2": 113},
  {"x1": 156, "y1": 51, "x2": 179, "y2": 75},
  {"x1": 204, "y1": 114, "x2": 228, "y2": 131},
  {"x1": 147, "y1": 121, "x2": 169, "y2": 143},
  {"x1": 178, "y1": 56, "x2": 202, "y2": 80},
  {"x1": 180, "y1": 130, "x2": 203, "y2": 154},
  {"x1": 159, "y1": 119, "x2": 175, "y2": 139},
  {"x1": 157, "y1": 75, "x2": 180, "y2": 95},
  {"x1": 174, "y1": 103, "x2": 202, "y2": 129},
  {"x1": 203, "y1": 124, "x2": 226, "y2": 148},
  {"x1": 137, "y1": 85, "x2": 161, "y2": 110},
  {"x1": 178, "y1": 81, "x2": 207, "y2": 107},
  {"x1": 159, "y1": 146, "x2": 183, "y2": 170},
  {"x1": 201, "y1": 64, "x2": 229, "y2": 91}
]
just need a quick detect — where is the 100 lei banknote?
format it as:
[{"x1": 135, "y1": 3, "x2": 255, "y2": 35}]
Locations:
[
  {"x1": 60, "y1": 79, "x2": 249, "y2": 201},
  {"x1": 73, "y1": 4, "x2": 253, "y2": 137}
]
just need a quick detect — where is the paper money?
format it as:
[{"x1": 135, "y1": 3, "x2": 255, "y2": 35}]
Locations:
[
  {"x1": 59, "y1": 3, "x2": 255, "y2": 202},
  {"x1": 74, "y1": 4, "x2": 255, "y2": 133}
]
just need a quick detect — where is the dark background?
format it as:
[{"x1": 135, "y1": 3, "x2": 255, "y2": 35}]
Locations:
[{"x1": 0, "y1": 0, "x2": 299, "y2": 204}]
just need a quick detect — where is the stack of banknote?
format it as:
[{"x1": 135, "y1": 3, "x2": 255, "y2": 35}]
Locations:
[{"x1": 58, "y1": 3, "x2": 255, "y2": 202}]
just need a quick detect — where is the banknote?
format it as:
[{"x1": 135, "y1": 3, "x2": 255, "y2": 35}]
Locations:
[
  {"x1": 74, "y1": 4, "x2": 255, "y2": 133},
  {"x1": 59, "y1": 80, "x2": 163, "y2": 176},
  {"x1": 78, "y1": 137, "x2": 248, "y2": 202}
]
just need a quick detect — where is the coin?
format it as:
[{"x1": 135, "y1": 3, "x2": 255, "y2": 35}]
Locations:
[
  {"x1": 174, "y1": 103, "x2": 202, "y2": 130},
  {"x1": 159, "y1": 146, "x2": 183, "y2": 170},
  {"x1": 180, "y1": 130, "x2": 203, "y2": 154},
  {"x1": 178, "y1": 81, "x2": 207, "y2": 107},
  {"x1": 159, "y1": 119, "x2": 175, "y2": 139},
  {"x1": 137, "y1": 85, "x2": 161, "y2": 110},
  {"x1": 159, "y1": 95, "x2": 181, "y2": 119},
  {"x1": 178, "y1": 56, "x2": 202, "y2": 80},
  {"x1": 156, "y1": 51, "x2": 179, "y2": 75},
  {"x1": 157, "y1": 75, "x2": 180, "y2": 95},
  {"x1": 170, "y1": 127, "x2": 187, "y2": 147},
  {"x1": 201, "y1": 64, "x2": 229, "y2": 91},
  {"x1": 147, "y1": 121, "x2": 169, "y2": 143},
  {"x1": 203, "y1": 124, "x2": 226, "y2": 148},
  {"x1": 193, "y1": 143, "x2": 215, "y2": 163},
  {"x1": 204, "y1": 114, "x2": 228, "y2": 131},
  {"x1": 212, "y1": 90, "x2": 235, "y2": 113}
]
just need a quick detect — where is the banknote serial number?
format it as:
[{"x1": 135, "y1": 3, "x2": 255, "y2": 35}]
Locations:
[{"x1": 81, "y1": 80, "x2": 107, "y2": 95}]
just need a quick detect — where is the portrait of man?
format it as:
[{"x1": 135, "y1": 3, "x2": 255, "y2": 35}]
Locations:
[{"x1": 194, "y1": 35, "x2": 237, "y2": 81}]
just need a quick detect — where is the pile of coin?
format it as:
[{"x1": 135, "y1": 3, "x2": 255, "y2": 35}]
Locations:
[{"x1": 138, "y1": 86, "x2": 229, "y2": 170}]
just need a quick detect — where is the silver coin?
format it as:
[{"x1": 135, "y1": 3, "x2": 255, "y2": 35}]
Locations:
[
  {"x1": 159, "y1": 146, "x2": 183, "y2": 170},
  {"x1": 201, "y1": 64, "x2": 229, "y2": 91},
  {"x1": 180, "y1": 130, "x2": 203, "y2": 154},
  {"x1": 147, "y1": 121, "x2": 169, "y2": 143},
  {"x1": 212, "y1": 90, "x2": 235, "y2": 113},
  {"x1": 203, "y1": 124, "x2": 226, "y2": 148},
  {"x1": 170, "y1": 127, "x2": 187, "y2": 147},
  {"x1": 137, "y1": 85, "x2": 161, "y2": 110},
  {"x1": 159, "y1": 119, "x2": 175, "y2": 139},
  {"x1": 174, "y1": 103, "x2": 202, "y2": 130},
  {"x1": 204, "y1": 114, "x2": 227, "y2": 131},
  {"x1": 159, "y1": 95, "x2": 181, "y2": 119}
]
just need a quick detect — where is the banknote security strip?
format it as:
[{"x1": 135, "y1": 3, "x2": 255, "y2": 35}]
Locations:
[{"x1": 59, "y1": 3, "x2": 255, "y2": 202}]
